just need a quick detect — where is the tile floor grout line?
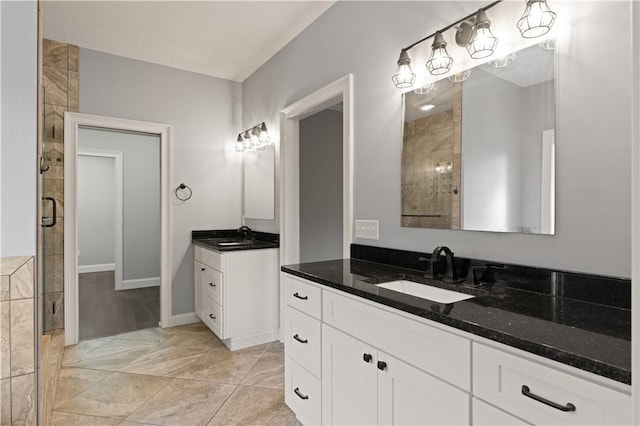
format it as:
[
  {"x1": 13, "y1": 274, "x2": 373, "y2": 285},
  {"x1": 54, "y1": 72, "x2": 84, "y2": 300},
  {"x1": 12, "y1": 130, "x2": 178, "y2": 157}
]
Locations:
[
  {"x1": 122, "y1": 376, "x2": 177, "y2": 424},
  {"x1": 203, "y1": 383, "x2": 240, "y2": 426}
]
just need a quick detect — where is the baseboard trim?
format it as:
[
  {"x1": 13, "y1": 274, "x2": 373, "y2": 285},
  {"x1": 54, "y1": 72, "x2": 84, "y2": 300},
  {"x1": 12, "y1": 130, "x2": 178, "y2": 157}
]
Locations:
[
  {"x1": 78, "y1": 263, "x2": 115, "y2": 274},
  {"x1": 118, "y1": 277, "x2": 160, "y2": 291},
  {"x1": 222, "y1": 330, "x2": 280, "y2": 351},
  {"x1": 166, "y1": 312, "x2": 200, "y2": 328}
]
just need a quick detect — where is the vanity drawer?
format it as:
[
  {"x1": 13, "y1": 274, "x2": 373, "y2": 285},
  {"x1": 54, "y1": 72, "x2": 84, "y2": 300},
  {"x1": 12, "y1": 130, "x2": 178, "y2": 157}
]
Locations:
[
  {"x1": 285, "y1": 355, "x2": 321, "y2": 426},
  {"x1": 202, "y1": 296, "x2": 223, "y2": 339},
  {"x1": 203, "y1": 268, "x2": 223, "y2": 305},
  {"x1": 283, "y1": 275, "x2": 322, "y2": 320},
  {"x1": 194, "y1": 245, "x2": 222, "y2": 271},
  {"x1": 284, "y1": 305, "x2": 321, "y2": 378},
  {"x1": 322, "y1": 289, "x2": 471, "y2": 391},
  {"x1": 473, "y1": 343, "x2": 632, "y2": 425}
]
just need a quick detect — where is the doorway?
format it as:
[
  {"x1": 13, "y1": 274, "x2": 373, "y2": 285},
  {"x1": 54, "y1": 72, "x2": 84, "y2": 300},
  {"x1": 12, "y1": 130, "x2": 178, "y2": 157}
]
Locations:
[
  {"x1": 279, "y1": 74, "x2": 353, "y2": 335},
  {"x1": 64, "y1": 113, "x2": 171, "y2": 346}
]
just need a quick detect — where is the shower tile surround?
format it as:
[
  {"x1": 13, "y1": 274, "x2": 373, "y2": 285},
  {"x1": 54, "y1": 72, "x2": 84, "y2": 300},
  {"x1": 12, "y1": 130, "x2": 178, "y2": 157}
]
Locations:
[
  {"x1": 281, "y1": 244, "x2": 631, "y2": 384},
  {"x1": 1, "y1": 256, "x2": 36, "y2": 425},
  {"x1": 42, "y1": 39, "x2": 79, "y2": 332},
  {"x1": 402, "y1": 82, "x2": 461, "y2": 229}
]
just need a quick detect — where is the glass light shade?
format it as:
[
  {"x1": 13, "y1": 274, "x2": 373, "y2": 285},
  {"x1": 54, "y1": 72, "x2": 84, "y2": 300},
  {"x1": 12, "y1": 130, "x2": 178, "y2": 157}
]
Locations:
[
  {"x1": 259, "y1": 123, "x2": 270, "y2": 144},
  {"x1": 489, "y1": 52, "x2": 515, "y2": 68},
  {"x1": 448, "y1": 69, "x2": 471, "y2": 82},
  {"x1": 426, "y1": 32, "x2": 453, "y2": 76},
  {"x1": 517, "y1": 0, "x2": 556, "y2": 39},
  {"x1": 235, "y1": 141, "x2": 245, "y2": 152},
  {"x1": 414, "y1": 82, "x2": 435, "y2": 95},
  {"x1": 392, "y1": 50, "x2": 416, "y2": 88}
]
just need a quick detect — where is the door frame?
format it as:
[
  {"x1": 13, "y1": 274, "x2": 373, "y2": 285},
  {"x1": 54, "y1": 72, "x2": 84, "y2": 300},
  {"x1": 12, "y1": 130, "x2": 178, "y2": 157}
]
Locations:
[
  {"x1": 64, "y1": 112, "x2": 171, "y2": 346},
  {"x1": 76, "y1": 149, "x2": 123, "y2": 291},
  {"x1": 279, "y1": 74, "x2": 354, "y2": 336}
]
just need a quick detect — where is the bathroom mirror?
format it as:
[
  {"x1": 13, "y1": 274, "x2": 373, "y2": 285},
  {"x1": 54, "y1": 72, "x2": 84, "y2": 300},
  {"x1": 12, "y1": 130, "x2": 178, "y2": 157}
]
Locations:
[
  {"x1": 402, "y1": 43, "x2": 555, "y2": 234},
  {"x1": 244, "y1": 144, "x2": 275, "y2": 220}
]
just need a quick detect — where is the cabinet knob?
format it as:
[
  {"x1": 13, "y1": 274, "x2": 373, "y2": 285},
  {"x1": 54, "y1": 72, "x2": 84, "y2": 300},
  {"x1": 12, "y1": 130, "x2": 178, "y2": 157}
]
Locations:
[
  {"x1": 209, "y1": 314, "x2": 216, "y2": 320},
  {"x1": 377, "y1": 360, "x2": 387, "y2": 371},
  {"x1": 209, "y1": 282, "x2": 216, "y2": 287},
  {"x1": 201, "y1": 268, "x2": 205, "y2": 271},
  {"x1": 363, "y1": 353, "x2": 372, "y2": 363}
]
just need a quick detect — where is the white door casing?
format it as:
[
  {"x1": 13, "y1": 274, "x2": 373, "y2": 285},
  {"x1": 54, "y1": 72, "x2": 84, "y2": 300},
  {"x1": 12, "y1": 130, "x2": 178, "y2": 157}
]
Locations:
[{"x1": 64, "y1": 112, "x2": 171, "y2": 346}]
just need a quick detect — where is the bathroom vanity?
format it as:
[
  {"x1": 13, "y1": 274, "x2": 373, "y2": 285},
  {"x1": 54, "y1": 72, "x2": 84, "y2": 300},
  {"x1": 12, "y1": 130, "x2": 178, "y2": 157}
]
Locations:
[
  {"x1": 282, "y1": 245, "x2": 632, "y2": 425},
  {"x1": 192, "y1": 230, "x2": 279, "y2": 350}
]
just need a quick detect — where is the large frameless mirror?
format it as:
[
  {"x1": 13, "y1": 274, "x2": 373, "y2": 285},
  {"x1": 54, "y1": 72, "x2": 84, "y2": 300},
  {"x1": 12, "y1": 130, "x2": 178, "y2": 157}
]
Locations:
[{"x1": 402, "y1": 43, "x2": 555, "y2": 234}]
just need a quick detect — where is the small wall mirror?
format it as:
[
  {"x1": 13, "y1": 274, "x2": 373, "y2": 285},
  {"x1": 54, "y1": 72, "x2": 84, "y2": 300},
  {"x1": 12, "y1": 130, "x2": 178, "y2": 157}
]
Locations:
[
  {"x1": 402, "y1": 43, "x2": 555, "y2": 234},
  {"x1": 244, "y1": 145, "x2": 275, "y2": 220}
]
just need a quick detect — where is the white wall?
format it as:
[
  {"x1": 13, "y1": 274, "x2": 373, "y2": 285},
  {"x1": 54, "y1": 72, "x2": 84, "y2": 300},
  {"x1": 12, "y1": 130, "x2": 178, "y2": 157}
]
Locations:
[
  {"x1": 78, "y1": 154, "x2": 116, "y2": 268},
  {"x1": 0, "y1": 1, "x2": 37, "y2": 257},
  {"x1": 78, "y1": 128, "x2": 161, "y2": 283},
  {"x1": 242, "y1": 1, "x2": 634, "y2": 278},
  {"x1": 80, "y1": 49, "x2": 242, "y2": 314},
  {"x1": 299, "y1": 109, "x2": 343, "y2": 263}
]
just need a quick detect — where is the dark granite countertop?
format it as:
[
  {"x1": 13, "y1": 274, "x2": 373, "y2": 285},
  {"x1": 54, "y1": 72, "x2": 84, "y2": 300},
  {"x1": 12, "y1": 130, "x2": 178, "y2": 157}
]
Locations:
[
  {"x1": 192, "y1": 229, "x2": 279, "y2": 252},
  {"x1": 281, "y1": 258, "x2": 631, "y2": 385}
]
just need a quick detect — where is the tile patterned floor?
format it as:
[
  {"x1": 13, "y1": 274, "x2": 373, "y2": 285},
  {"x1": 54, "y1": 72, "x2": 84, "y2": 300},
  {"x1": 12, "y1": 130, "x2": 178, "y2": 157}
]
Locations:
[{"x1": 51, "y1": 322, "x2": 296, "y2": 426}]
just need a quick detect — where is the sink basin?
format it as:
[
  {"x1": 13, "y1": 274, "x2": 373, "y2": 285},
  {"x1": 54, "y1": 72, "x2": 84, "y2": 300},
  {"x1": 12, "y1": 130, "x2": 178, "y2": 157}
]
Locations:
[{"x1": 375, "y1": 280, "x2": 474, "y2": 304}]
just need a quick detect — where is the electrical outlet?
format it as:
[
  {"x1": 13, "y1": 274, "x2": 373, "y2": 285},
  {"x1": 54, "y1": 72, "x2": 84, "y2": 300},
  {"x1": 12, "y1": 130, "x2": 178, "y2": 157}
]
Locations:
[{"x1": 355, "y1": 220, "x2": 379, "y2": 240}]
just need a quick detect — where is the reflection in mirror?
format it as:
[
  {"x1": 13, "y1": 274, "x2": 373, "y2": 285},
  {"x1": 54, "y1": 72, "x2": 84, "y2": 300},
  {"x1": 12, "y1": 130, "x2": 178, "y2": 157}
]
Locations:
[
  {"x1": 402, "y1": 43, "x2": 555, "y2": 234},
  {"x1": 244, "y1": 144, "x2": 275, "y2": 220}
]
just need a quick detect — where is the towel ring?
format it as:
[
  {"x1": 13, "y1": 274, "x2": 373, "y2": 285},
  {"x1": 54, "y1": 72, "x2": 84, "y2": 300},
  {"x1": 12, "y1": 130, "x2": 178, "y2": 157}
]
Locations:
[{"x1": 175, "y1": 183, "x2": 192, "y2": 201}]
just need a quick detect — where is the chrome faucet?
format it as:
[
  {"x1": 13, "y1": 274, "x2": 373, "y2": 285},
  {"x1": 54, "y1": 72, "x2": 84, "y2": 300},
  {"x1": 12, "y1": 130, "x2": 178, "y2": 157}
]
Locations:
[{"x1": 420, "y1": 246, "x2": 460, "y2": 283}]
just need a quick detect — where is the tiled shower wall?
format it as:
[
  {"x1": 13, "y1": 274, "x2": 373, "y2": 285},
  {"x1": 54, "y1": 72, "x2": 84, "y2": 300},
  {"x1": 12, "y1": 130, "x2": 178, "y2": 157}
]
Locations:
[
  {"x1": 41, "y1": 39, "x2": 78, "y2": 332},
  {"x1": 1, "y1": 257, "x2": 36, "y2": 425},
  {"x1": 401, "y1": 81, "x2": 461, "y2": 230}
]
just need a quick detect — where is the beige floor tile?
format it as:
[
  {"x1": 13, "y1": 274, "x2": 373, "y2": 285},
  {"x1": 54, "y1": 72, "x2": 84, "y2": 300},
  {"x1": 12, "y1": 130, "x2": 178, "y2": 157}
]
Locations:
[
  {"x1": 172, "y1": 344, "x2": 267, "y2": 384},
  {"x1": 127, "y1": 379, "x2": 236, "y2": 426},
  {"x1": 119, "y1": 421, "x2": 160, "y2": 426},
  {"x1": 108, "y1": 328, "x2": 165, "y2": 346},
  {"x1": 55, "y1": 372, "x2": 170, "y2": 419},
  {"x1": 160, "y1": 323, "x2": 222, "y2": 351},
  {"x1": 62, "y1": 338, "x2": 111, "y2": 366},
  {"x1": 51, "y1": 411, "x2": 121, "y2": 426},
  {"x1": 118, "y1": 346, "x2": 209, "y2": 377},
  {"x1": 207, "y1": 385, "x2": 296, "y2": 426},
  {"x1": 62, "y1": 339, "x2": 160, "y2": 371},
  {"x1": 241, "y1": 344, "x2": 285, "y2": 389},
  {"x1": 54, "y1": 367, "x2": 112, "y2": 409}
]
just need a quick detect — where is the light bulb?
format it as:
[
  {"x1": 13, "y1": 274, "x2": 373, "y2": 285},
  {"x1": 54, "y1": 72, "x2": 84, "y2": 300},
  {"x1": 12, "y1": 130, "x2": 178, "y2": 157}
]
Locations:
[
  {"x1": 466, "y1": 10, "x2": 498, "y2": 59},
  {"x1": 517, "y1": 0, "x2": 556, "y2": 39},
  {"x1": 426, "y1": 32, "x2": 453, "y2": 76},
  {"x1": 392, "y1": 49, "x2": 416, "y2": 88}
]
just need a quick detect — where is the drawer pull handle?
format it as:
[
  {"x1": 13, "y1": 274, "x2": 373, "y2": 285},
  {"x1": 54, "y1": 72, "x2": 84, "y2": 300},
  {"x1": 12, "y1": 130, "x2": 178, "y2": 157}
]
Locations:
[
  {"x1": 209, "y1": 282, "x2": 216, "y2": 287},
  {"x1": 294, "y1": 387, "x2": 309, "y2": 400},
  {"x1": 521, "y1": 385, "x2": 576, "y2": 412},
  {"x1": 293, "y1": 292, "x2": 308, "y2": 300},
  {"x1": 363, "y1": 353, "x2": 372, "y2": 363},
  {"x1": 377, "y1": 360, "x2": 387, "y2": 371},
  {"x1": 209, "y1": 314, "x2": 216, "y2": 320},
  {"x1": 293, "y1": 334, "x2": 308, "y2": 344},
  {"x1": 201, "y1": 268, "x2": 206, "y2": 271}
]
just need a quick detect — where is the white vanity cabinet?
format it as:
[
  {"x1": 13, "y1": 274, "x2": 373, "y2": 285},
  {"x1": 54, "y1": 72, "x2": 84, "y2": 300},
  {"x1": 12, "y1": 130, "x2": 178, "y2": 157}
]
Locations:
[
  {"x1": 194, "y1": 245, "x2": 278, "y2": 350},
  {"x1": 282, "y1": 273, "x2": 633, "y2": 426}
]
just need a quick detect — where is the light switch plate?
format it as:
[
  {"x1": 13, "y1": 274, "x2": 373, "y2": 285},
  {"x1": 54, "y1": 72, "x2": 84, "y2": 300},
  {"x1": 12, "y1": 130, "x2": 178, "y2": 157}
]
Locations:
[{"x1": 355, "y1": 220, "x2": 379, "y2": 240}]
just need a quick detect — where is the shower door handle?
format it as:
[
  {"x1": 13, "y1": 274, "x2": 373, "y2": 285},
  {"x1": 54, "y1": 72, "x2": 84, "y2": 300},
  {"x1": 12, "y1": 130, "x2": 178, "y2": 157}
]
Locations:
[{"x1": 42, "y1": 197, "x2": 57, "y2": 228}]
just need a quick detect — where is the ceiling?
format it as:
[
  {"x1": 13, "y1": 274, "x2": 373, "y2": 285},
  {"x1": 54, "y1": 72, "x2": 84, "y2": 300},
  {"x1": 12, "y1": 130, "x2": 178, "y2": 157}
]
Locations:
[{"x1": 42, "y1": 1, "x2": 335, "y2": 82}]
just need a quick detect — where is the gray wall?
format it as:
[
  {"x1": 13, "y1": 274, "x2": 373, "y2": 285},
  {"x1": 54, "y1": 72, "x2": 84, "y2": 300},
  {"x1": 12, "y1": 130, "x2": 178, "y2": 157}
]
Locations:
[
  {"x1": 1, "y1": 1, "x2": 37, "y2": 257},
  {"x1": 78, "y1": 154, "x2": 116, "y2": 267},
  {"x1": 80, "y1": 49, "x2": 243, "y2": 314},
  {"x1": 299, "y1": 109, "x2": 343, "y2": 262},
  {"x1": 78, "y1": 128, "x2": 161, "y2": 282},
  {"x1": 242, "y1": 1, "x2": 634, "y2": 278}
]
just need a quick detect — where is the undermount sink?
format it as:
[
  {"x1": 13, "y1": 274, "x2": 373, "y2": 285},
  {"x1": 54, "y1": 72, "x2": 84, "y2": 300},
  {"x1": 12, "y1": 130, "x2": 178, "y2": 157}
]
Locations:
[
  {"x1": 375, "y1": 280, "x2": 474, "y2": 304},
  {"x1": 217, "y1": 241, "x2": 251, "y2": 246}
]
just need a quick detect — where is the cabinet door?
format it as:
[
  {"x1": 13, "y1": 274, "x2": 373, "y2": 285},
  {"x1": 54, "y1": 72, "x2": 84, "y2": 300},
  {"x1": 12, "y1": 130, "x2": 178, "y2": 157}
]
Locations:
[
  {"x1": 194, "y1": 261, "x2": 205, "y2": 320},
  {"x1": 322, "y1": 324, "x2": 378, "y2": 426},
  {"x1": 377, "y1": 351, "x2": 470, "y2": 425}
]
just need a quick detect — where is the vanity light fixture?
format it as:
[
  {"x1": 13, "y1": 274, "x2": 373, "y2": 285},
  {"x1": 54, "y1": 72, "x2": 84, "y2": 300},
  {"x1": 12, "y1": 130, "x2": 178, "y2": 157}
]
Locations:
[
  {"x1": 448, "y1": 69, "x2": 471, "y2": 82},
  {"x1": 419, "y1": 103, "x2": 436, "y2": 111},
  {"x1": 392, "y1": 49, "x2": 416, "y2": 89},
  {"x1": 489, "y1": 51, "x2": 516, "y2": 68},
  {"x1": 517, "y1": 0, "x2": 556, "y2": 39},
  {"x1": 426, "y1": 32, "x2": 454, "y2": 76},
  {"x1": 414, "y1": 82, "x2": 435, "y2": 95},
  {"x1": 392, "y1": 0, "x2": 557, "y2": 89},
  {"x1": 236, "y1": 122, "x2": 272, "y2": 153},
  {"x1": 464, "y1": 9, "x2": 499, "y2": 59}
]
